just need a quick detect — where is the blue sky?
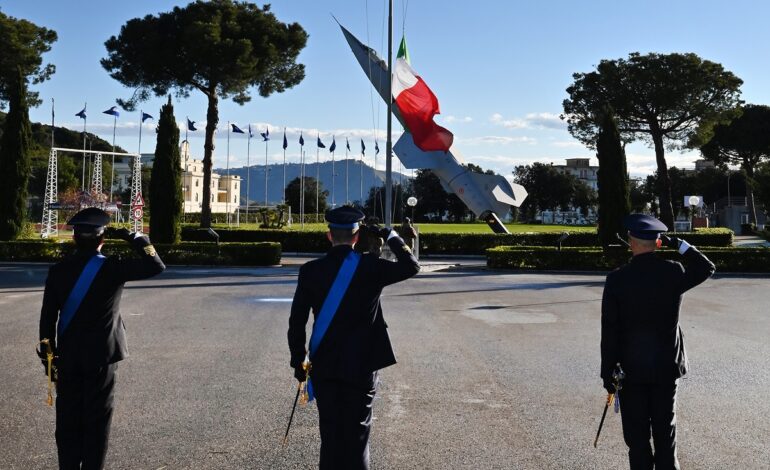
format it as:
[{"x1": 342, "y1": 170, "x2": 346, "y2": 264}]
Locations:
[{"x1": 5, "y1": 0, "x2": 770, "y2": 176}]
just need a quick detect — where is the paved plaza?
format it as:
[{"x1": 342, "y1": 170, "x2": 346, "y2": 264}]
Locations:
[{"x1": 0, "y1": 262, "x2": 768, "y2": 469}]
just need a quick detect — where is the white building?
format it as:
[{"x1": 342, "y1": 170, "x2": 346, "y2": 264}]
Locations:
[
  {"x1": 139, "y1": 140, "x2": 240, "y2": 214},
  {"x1": 553, "y1": 158, "x2": 599, "y2": 190}
]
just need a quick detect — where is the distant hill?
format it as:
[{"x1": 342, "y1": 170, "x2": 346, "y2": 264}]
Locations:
[
  {"x1": 217, "y1": 159, "x2": 412, "y2": 206},
  {"x1": 0, "y1": 110, "x2": 125, "y2": 157}
]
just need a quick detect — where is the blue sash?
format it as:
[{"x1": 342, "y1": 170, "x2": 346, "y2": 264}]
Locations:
[
  {"x1": 306, "y1": 251, "x2": 361, "y2": 401},
  {"x1": 58, "y1": 254, "x2": 106, "y2": 337}
]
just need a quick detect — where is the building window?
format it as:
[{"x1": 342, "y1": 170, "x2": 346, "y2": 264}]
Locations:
[
  {"x1": 195, "y1": 180, "x2": 199, "y2": 187},
  {"x1": 195, "y1": 193, "x2": 199, "y2": 202},
  {"x1": 235, "y1": 182, "x2": 238, "y2": 190},
  {"x1": 233, "y1": 195, "x2": 237, "y2": 203}
]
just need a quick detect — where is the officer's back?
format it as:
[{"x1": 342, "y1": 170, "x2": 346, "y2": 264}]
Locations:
[{"x1": 41, "y1": 241, "x2": 165, "y2": 367}]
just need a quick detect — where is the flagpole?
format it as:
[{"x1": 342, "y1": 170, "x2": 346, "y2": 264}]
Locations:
[
  {"x1": 345, "y1": 140, "x2": 349, "y2": 204},
  {"x1": 331, "y1": 140, "x2": 335, "y2": 209},
  {"x1": 51, "y1": 98, "x2": 55, "y2": 148},
  {"x1": 264, "y1": 128, "x2": 269, "y2": 208},
  {"x1": 385, "y1": 0, "x2": 394, "y2": 227},
  {"x1": 246, "y1": 126, "x2": 251, "y2": 223},
  {"x1": 82, "y1": 103, "x2": 87, "y2": 192},
  {"x1": 360, "y1": 149, "x2": 363, "y2": 204},
  {"x1": 283, "y1": 129, "x2": 287, "y2": 205},
  {"x1": 138, "y1": 110, "x2": 143, "y2": 155},
  {"x1": 108, "y1": 113, "x2": 117, "y2": 207},
  {"x1": 316, "y1": 135, "x2": 320, "y2": 221},
  {"x1": 226, "y1": 121, "x2": 231, "y2": 226},
  {"x1": 299, "y1": 138, "x2": 305, "y2": 228},
  {"x1": 373, "y1": 141, "x2": 377, "y2": 217}
]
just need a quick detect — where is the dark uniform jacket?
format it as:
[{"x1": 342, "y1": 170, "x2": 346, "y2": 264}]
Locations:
[
  {"x1": 288, "y1": 236, "x2": 420, "y2": 381},
  {"x1": 39, "y1": 237, "x2": 165, "y2": 369},
  {"x1": 601, "y1": 248, "x2": 715, "y2": 384}
]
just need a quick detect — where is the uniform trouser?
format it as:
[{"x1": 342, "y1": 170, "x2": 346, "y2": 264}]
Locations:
[
  {"x1": 619, "y1": 380, "x2": 679, "y2": 470},
  {"x1": 55, "y1": 362, "x2": 118, "y2": 470},
  {"x1": 313, "y1": 372, "x2": 378, "y2": 470}
]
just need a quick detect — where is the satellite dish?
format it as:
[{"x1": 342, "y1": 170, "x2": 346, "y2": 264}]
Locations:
[{"x1": 407, "y1": 197, "x2": 418, "y2": 207}]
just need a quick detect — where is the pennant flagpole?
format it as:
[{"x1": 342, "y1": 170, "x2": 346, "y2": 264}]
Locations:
[
  {"x1": 283, "y1": 129, "x2": 287, "y2": 205},
  {"x1": 264, "y1": 127, "x2": 269, "y2": 207},
  {"x1": 331, "y1": 137, "x2": 335, "y2": 209},
  {"x1": 82, "y1": 103, "x2": 87, "y2": 191},
  {"x1": 246, "y1": 125, "x2": 251, "y2": 222},
  {"x1": 226, "y1": 122, "x2": 231, "y2": 225},
  {"x1": 109, "y1": 112, "x2": 117, "y2": 202},
  {"x1": 345, "y1": 138, "x2": 349, "y2": 205},
  {"x1": 316, "y1": 135, "x2": 320, "y2": 221}
]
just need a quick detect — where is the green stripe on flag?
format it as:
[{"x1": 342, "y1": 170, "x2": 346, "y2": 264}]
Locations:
[{"x1": 397, "y1": 35, "x2": 410, "y2": 64}]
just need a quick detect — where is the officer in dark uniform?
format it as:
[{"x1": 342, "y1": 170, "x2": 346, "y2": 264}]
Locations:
[
  {"x1": 288, "y1": 207, "x2": 420, "y2": 470},
  {"x1": 601, "y1": 214, "x2": 715, "y2": 470},
  {"x1": 38, "y1": 207, "x2": 165, "y2": 470}
]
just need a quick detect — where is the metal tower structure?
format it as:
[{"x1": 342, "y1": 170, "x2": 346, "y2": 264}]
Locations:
[
  {"x1": 40, "y1": 149, "x2": 58, "y2": 238},
  {"x1": 129, "y1": 154, "x2": 143, "y2": 232},
  {"x1": 38, "y1": 148, "x2": 140, "y2": 238},
  {"x1": 91, "y1": 152, "x2": 103, "y2": 195}
]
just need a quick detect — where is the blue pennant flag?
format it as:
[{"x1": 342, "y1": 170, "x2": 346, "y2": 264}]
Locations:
[
  {"x1": 283, "y1": 130, "x2": 288, "y2": 150},
  {"x1": 231, "y1": 123, "x2": 245, "y2": 134},
  {"x1": 75, "y1": 107, "x2": 87, "y2": 120},
  {"x1": 329, "y1": 137, "x2": 336, "y2": 153},
  {"x1": 103, "y1": 106, "x2": 120, "y2": 117},
  {"x1": 299, "y1": 132, "x2": 305, "y2": 146},
  {"x1": 187, "y1": 119, "x2": 197, "y2": 131},
  {"x1": 261, "y1": 128, "x2": 269, "y2": 142},
  {"x1": 317, "y1": 135, "x2": 325, "y2": 149},
  {"x1": 375, "y1": 140, "x2": 380, "y2": 155},
  {"x1": 141, "y1": 112, "x2": 153, "y2": 122},
  {"x1": 361, "y1": 139, "x2": 366, "y2": 154},
  {"x1": 346, "y1": 137, "x2": 350, "y2": 152}
]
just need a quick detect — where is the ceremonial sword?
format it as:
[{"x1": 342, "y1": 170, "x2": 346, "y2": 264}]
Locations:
[
  {"x1": 593, "y1": 363, "x2": 625, "y2": 448},
  {"x1": 282, "y1": 359, "x2": 311, "y2": 446}
]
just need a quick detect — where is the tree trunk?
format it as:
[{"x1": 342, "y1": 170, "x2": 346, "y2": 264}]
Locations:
[
  {"x1": 651, "y1": 130, "x2": 675, "y2": 229},
  {"x1": 200, "y1": 92, "x2": 219, "y2": 228},
  {"x1": 744, "y1": 166, "x2": 758, "y2": 226}
]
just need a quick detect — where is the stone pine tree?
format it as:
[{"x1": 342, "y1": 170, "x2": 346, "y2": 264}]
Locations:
[
  {"x1": 563, "y1": 52, "x2": 743, "y2": 228},
  {"x1": 596, "y1": 107, "x2": 631, "y2": 246},
  {"x1": 149, "y1": 96, "x2": 183, "y2": 243},
  {"x1": 101, "y1": 1, "x2": 307, "y2": 228},
  {"x1": 0, "y1": 69, "x2": 32, "y2": 240}
]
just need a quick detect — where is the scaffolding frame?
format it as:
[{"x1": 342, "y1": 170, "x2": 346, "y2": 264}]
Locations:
[{"x1": 40, "y1": 147, "x2": 141, "y2": 238}]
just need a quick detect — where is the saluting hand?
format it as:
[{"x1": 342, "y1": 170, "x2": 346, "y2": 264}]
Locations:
[
  {"x1": 115, "y1": 228, "x2": 133, "y2": 242},
  {"x1": 660, "y1": 234, "x2": 682, "y2": 250},
  {"x1": 603, "y1": 379, "x2": 615, "y2": 395}
]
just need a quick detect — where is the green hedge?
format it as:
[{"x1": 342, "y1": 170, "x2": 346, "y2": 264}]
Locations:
[
  {"x1": 0, "y1": 240, "x2": 282, "y2": 266},
  {"x1": 487, "y1": 246, "x2": 769, "y2": 273},
  {"x1": 179, "y1": 226, "x2": 734, "y2": 254}
]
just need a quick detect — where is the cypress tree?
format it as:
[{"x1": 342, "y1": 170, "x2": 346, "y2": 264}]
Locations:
[
  {"x1": 0, "y1": 69, "x2": 32, "y2": 240},
  {"x1": 596, "y1": 106, "x2": 631, "y2": 246},
  {"x1": 149, "y1": 96, "x2": 183, "y2": 243}
]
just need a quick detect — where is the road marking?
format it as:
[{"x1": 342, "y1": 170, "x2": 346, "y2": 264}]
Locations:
[
  {"x1": 461, "y1": 309, "x2": 558, "y2": 325},
  {"x1": 254, "y1": 298, "x2": 293, "y2": 302}
]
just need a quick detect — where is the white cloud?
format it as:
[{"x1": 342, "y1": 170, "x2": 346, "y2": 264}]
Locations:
[
  {"x1": 443, "y1": 115, "x2": 473, "y2": 124},
  {"x1": 459, "y1": 135, "x2": 537, "y2": 145},
  {"x1": 489, "y1": 112, "x2": 566, "y2": 130},
  {"x1": 551, "y1": 140, "x2": 584, "y2": 148}
]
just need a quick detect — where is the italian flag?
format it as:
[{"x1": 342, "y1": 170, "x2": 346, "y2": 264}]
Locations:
[{"x1": 392, "y1": 36, "x2": 454, "y2": 152}]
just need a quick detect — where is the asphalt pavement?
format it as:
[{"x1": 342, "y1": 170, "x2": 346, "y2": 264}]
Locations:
[{"x1": 0, "y1": 262, "x2": 768, "y2": 469}]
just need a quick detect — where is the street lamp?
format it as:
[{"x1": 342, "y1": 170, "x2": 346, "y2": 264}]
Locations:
[{"x1": 407, "y1": 196, "x2": 417, "y2": 222}]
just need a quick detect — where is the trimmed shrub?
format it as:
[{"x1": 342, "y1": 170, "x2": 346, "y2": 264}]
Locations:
[
  {"x1": 0, "y1": 240, "x2": 281, "y2": 266},
  {"x1": 487, "y1": 245, "x2": 769, "y2": 273},
  {"x1": 179, "y1": 226, "x2": 734, "y2": 254}
]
